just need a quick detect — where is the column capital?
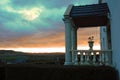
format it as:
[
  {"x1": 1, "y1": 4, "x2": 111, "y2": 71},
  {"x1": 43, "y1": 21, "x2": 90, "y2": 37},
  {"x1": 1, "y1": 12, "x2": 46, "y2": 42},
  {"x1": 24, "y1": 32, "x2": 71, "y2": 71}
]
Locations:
[
  {"x1": 72, "y1": 26, "x2": 78, "y2": 31},
  {"x1": 63, "y1": 17, "x2": 72, "y2": 23}
]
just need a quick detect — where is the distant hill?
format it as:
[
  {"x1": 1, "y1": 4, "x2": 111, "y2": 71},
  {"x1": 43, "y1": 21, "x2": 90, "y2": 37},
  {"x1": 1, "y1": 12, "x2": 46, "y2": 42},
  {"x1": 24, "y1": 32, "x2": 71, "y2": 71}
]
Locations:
[
  {"x1": 0, "y1": 50, "x2": 65, "y2": 65},
  {"x1": 0, "y1": 50, "x2": 65, "y2": 54},
  {"x1": 0, "y1": 50, "x2": 24, "y2": 54}
]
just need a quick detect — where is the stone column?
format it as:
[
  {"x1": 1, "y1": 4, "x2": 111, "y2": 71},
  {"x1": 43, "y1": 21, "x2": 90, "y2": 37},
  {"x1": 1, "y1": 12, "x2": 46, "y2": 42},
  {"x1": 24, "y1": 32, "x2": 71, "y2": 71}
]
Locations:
[
  {"x1": 63, "y1": 17, "x2": 73, "y2": 65},
  {"x1": 71, "y1": 27, "x2": 78, "y2": 65},
  {"x1": 100, "y1": 27, "x2": 108, "y2": 50}
]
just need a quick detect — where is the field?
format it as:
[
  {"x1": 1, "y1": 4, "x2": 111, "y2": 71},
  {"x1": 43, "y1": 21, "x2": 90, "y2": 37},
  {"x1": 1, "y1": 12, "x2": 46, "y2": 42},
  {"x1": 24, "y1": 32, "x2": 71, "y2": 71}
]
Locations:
[{"x1": 0, "y1": 50, "x2": 65, "y2": 65}]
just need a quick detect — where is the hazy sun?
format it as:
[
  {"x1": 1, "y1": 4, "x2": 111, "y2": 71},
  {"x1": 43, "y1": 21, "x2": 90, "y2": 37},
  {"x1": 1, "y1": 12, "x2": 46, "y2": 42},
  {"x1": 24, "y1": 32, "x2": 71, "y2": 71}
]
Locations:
[{"x1": 21, "y1": 8, "x2": 42, "y2": 21}]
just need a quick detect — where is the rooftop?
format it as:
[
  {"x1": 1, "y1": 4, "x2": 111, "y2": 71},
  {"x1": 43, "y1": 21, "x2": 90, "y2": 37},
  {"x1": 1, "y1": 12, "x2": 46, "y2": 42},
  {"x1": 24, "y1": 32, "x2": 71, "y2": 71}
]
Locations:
[{"x1": 65, "y1": 3, "x2": 110, "y2": 27}]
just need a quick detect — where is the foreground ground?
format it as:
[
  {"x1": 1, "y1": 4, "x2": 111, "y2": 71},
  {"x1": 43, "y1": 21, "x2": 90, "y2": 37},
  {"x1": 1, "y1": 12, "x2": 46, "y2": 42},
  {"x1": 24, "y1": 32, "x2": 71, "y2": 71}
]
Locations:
[{"x1": 0, "y1": 64, "x2": 118, "y2": 80}]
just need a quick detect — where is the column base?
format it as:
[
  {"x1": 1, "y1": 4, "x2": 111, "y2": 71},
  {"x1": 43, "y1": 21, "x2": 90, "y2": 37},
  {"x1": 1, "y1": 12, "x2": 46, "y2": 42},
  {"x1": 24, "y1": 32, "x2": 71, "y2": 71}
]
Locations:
[
  {"x1": 74, "y1": 62, "x2": 79, "y2": 65},
  {"x1": 64, "y1": 62, "x2": 73, "y2": 65}
]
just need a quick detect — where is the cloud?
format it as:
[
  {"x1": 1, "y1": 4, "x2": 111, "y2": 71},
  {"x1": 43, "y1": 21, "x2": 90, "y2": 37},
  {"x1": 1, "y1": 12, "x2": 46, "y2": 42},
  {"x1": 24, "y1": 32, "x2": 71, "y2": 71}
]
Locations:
[
  {"x1": 74, "y1": 0, "x2": 98, "y2": 5},
  {"x1": 0, "y1": 30, "x2": 65, "y2": 48},
  {"x1": 0, "y1": 0, "x2": 99, "y2": 50},
  {"x1": 0, "y1": 26, "x2": 100, "y2": 49},
  {"x1": 77, "y1": 27, "x2": 100, "y2": 47},
  {"x1": 0, "y1": 0, "x2": 65, "y2": 29},
  {"x1": 11, "y1": 0, "x2": 75, "y2": 9}
]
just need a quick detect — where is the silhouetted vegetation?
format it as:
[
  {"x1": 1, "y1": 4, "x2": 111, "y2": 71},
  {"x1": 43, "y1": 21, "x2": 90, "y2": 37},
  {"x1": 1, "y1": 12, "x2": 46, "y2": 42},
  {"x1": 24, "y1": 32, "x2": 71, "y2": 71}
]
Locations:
[
  {"x1": 0, "y1": 64, "x2": 118, "y2": 80},
  {"x1": 0, "y1": 50, "x2": 65, "y2": 65}
]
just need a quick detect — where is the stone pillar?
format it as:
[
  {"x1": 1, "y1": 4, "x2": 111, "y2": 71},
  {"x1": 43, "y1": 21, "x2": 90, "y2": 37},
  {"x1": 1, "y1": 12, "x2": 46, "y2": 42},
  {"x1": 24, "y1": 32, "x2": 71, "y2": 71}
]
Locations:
[
  {"x1": 71, "y1": 27, "x2": 78, "y2": 65},
  {"x1": 100, "y1": 27, "x2": 108, "y2": 50},
  {"x1": 63, "y1": 17, "x2": 73, "y2": 65}
]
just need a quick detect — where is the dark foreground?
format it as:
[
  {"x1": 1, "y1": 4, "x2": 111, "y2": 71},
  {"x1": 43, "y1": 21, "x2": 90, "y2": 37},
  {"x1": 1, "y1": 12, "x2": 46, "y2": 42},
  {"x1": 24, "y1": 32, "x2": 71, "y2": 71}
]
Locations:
[{"x1": 0, "y1": 64, "x2": 118, "y2": 80}]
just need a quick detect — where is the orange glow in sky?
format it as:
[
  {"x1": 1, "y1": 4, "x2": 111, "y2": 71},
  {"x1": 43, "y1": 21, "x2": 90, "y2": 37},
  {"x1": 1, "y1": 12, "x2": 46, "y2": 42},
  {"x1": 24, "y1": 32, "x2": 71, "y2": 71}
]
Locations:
[
  {"x1": 0, "y1": 47, "x2": 65, "y2": 53},
  {"x1": 0, "y1": 45, "x2": 100, "y2": 53},
  {"x1": 0, "y1": 0, "x2": 100, "y2": 53}
]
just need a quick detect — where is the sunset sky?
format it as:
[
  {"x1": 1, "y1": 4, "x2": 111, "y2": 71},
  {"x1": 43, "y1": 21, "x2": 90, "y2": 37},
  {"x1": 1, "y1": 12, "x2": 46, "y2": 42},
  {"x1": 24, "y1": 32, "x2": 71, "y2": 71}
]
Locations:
[{"x1": 0, "y1": 0, "x2": 100, "y2": 53}]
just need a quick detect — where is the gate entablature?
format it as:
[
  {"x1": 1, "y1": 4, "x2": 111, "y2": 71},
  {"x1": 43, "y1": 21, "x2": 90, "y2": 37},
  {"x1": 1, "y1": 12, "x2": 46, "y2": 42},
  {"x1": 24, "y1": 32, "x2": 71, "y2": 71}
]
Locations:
[{"x1": 64, "y1": 3, "x2": 110, "y2": 28}]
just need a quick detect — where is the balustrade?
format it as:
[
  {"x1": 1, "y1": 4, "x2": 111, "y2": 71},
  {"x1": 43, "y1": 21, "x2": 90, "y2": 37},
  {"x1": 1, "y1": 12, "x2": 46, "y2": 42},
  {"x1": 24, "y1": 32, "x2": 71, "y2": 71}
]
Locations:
[{"x1": 71, "y1": 50, "x2": 112, "y2": 66}]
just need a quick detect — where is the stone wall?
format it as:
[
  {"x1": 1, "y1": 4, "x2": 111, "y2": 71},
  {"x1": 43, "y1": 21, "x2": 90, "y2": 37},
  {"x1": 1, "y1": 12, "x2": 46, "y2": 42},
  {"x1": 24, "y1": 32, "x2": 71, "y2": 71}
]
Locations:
[{"x1": 107, "y1": 0, "x2": 120, "y2": 80}]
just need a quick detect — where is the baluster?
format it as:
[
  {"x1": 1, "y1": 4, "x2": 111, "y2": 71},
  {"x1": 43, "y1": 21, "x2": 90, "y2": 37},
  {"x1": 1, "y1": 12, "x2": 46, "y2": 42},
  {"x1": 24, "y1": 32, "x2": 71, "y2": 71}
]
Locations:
[
  {"x1": 84, "y1": 52, "x2": 86, "y2": 64},
  {"x1": 100, "y1": 51, "x2": 106, "y2": 65},
  {"x1": 105, "y1": 51, "x2": 109, "y2": 65},
  {"x1": 87, "y1": 51, "x2": 90, "y2": 64},
  {"x1": 72, "y1": 50, "x2": 75, "y2": 63},
  {"x1": 72, "y1": 51, "x2": 75, "y2": 64},
  {"x1": 99, "y1": 52, "x2": 102, "y2": 65},
  {"x1": 74, "y1": 51, "x2": 79, "y2": 65},
  {"x1": 85, "y1": 52, "x2": 89, "y2": 64},
  {"x1": 109, "y1": 51, "x2": 112, "y2": 65},
  {"x1": 96, "y1": 52, "x2": 99, "y2": 64},
  {"x1": 93, "y1": 52, "x2": 96, "y2": 65},
  {"x1": 80, "y1": 52, "x2": 84, "y2": 65},
  {"x1": 102, "y1": 52, "x2": 105, "y2": 65},
  {"x1": 83, "y1": 52, "x2": 86, "y2": 64}
]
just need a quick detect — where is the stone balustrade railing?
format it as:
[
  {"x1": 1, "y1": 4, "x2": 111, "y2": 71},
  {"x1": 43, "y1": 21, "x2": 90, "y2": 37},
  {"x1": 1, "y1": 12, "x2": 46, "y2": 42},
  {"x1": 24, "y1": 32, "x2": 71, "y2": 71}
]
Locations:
[{"x1": 71, "y1": 50, "x2": 112, "y2": 66}]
